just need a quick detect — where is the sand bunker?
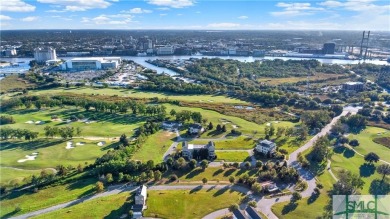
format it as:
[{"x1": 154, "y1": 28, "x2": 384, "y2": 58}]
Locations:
[
  {"x1": 18, "y1": 154, "x2": 37, "y2": 163},
  {"x1": 232, "y1": 125, "x2": 238, "y2": 129},
  {"x1": 97, "y1": 141, "x2": 106, "y2": 146},
  {"x1": 66, "y1": 141, "x2": 75, "y2": 149},
  {"x1": 266, "y1": 123, "x2": 271, "y2": 126},
  {"x1": 76, "y1": 142, "x2": 85, "y2": 146},
  {"x1": 35, "y1": 121, "x2": 45, "y2": 125},
  {"x1": 25, "y1": 121, "x2": 34, "y2": 124}
]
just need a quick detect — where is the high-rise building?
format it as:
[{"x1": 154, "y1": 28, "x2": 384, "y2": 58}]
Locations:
[
  {"x1": 156, "y1": 46, "x2": 174, "y2": 55},
  {"x1": 34, "y1": 47, "x2": 57, "y2": 63},
  {"x1": 322, "y1": 43, "x2": 336, "y2": 54}
]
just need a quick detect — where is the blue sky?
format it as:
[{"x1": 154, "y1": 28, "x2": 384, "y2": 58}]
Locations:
[{"x1": 0, "y1": 0, "x2": 389, "y2": 30}]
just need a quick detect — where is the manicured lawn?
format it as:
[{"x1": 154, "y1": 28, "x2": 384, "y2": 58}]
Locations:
[
  {"x1": 273, "y1": 136, "x2": 309, "y2": 155},
  {"x1": 347, "y1": 126, "x2": 390, "y2": 162},
  {"x1": 1, "y1": 107, "x2": 145, "y2": 137},
  {"x1": 30, "y1": 87, "x2": 248, "y2": 104},
  {"x1": 33, "y1": 192, "x2": 133, "y2": 219},
  {"x1": 0, "y1": 139, "x2": 113, "y2": 169},
  {"x1": 165, "y1": 167, "x2": 258, "y2": 182},
  {"x1": 215, "y1": 151, "x2": 251, "y2": 162},
  {"x1": 132, "y1": 131, "x2": 176, "y2": 163},
  {"x1": 272, "y1": 189, "x2": 329, "y2": 219},
  {"x1": 0, "y1": 177, "x2": 97, "y2": 218},
  {"x1": 165, "y1": 104, "x2": 295, "y2": 136},
  {"x1": 331, "y1": 146, "x2": 390, "y2": 194},
  {"x1": 0, "y1": 167, "x2": 50, "y2": 185},
  {"x1": 144, "y1": 189, "x2": 245, "y2": 219},
  {"x1": 189, "y1": 136, "x2": 256, "y2": 150}
]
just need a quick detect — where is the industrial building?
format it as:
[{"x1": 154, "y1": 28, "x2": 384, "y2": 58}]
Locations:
[
  {"x1": 61, "y1": 57, "x2": 121, "y2": 71},
  {"x1": 342, "y1": 82, "x2": 364, "y2": 92},
  {"x1": 34, "y1": 47, "x2": 57, "y2": 63},
  {"x1": 156, "y1": 46, "x2": 174, "y2": 55}
]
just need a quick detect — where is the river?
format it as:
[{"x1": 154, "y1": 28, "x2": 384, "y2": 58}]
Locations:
[{"x1": 1, "y1": 55, "x2": 389, "y2": 76}]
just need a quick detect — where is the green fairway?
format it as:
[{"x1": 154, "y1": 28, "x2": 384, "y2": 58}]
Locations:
[
  {"x1": 347, "y1": 126, "x2": 390, "y2": 162},
  {"x1": 33, "y1": 192, "x2": 133, "y2": 219},
  {"x1": 165, "y1": 104, "x2": 295, "y2": 136},
  {"x1": 165, "y1": 167, "x2": 257, "y2": 182},
  {"x1": 0, "y1": 177, "x2": 97, "y2": 218},
  {"x1": 188, "y1": 136, "x2": 256, "y2": 150},
  {"x1": 0, "y1": 167, "x2": 52, "y2": 185},
  {"x1": 132, "y1": 130, "x2": 176, "y2": 163},
  {"x1": 215, "y1": 151, "x2": 251, "y2": 162},
  {"x1": 0, "y1": 139, "x2": 113, "y2": 170},
  {"x1": 144, "y1": 189, "x2": 245, "y2": 219},
  {"x1": 29, "y1": 87, "x2": 248, "y2": 104},
  {"x1": 331, "y1": 146, "x2": 390, "y2": 194},
  {"x1": 1, "y1": 107, "x2": 145, "y2": 137}
]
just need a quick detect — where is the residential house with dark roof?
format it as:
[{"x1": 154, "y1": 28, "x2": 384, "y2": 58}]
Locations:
[{"x1": 188, "y1": 123, "x2": 204, "y2": 135}]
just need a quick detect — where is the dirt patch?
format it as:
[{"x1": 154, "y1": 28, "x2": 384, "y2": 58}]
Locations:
[{"x1": 373, "y1": 137, "x2": 390, "y2": 149}]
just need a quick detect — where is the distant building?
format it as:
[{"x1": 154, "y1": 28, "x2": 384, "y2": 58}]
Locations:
[
  {"x1": 253, "y1": 50, "x2": 265, "y2": 57},
  {"x1": 342, "y1": 82, "x2": 364, "y2": 92},
  {"x1": 255, "y1": 139, "x2": 276, "y2": 154},
  {"x1": 322, "y1": 42, "x2": 336, "y2": 54},
  {"x1": 138, "y1": 36, "x2": 153, "y2": 50},
  {"x1": 34, "y1": 47, "x2": 57, "y2": 63},
  {"x1": 132, "y1": 185, "x2": 147, "y2": 218},
  {"x1": 182, "y1": 141, "x2": 216, "y2": 160},
  {"x1": 188, "y1": 123, "x2": 204, "y2": 135},
  {"x1": 156, "y1": 46, "x2": 174, "y2": 55},
  {"x1": 4, "y1": 48, "x2": 17, "y2": 56},
  {"x1": 61, "y1": 57, "x2": 121, "y2": 70}
]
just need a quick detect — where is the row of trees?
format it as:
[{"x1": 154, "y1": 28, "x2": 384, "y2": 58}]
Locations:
[
  {"x1": 0, "y1": 115, "x2": 16, "y2": 125},
  {"x1": 44, "y1": 126, "x2": 82, "y2": 139},
  {"x1": 1, "y1": 127, "x2": 38, "y2": 141}
]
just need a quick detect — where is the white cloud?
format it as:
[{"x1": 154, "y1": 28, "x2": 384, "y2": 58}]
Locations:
[
  {"x1": 177, "y1": 13, "x2": 183, "y2": 16},
  {"x1": 156, "y1": 7, "x2": 170, "y2": 10},
  {"x1": 271, "y1": 2, "x2": 324, "y2": 17},
  {"x1": 318, "y1": 1, "x2": 343, "y2": 7},
  {"x1": 0, "y1": 0, "x2": 36, "y2": 12},
  {"x1": 0, "y1": 15, "x2": 12, "y2": 20},
  {"x1": 81, "y1": 14, "x2": 133, "y2": 25},
  {"x1": 147, "y1": 0, "x2": 195, "y2": 8},
  {"x1": 160, "y1": 13, "x2": 167, "y2": 16},
  {"x1": 263, "y1": 20, "x2": 341, "y2": 30},
  {"x1": 21, "y1": 16, "x2": 39, "y2": 22},
  {"x1": 121, "y1": 8, "x2": 153, "y2": 14},
  {"x1": 207, "y1": 23, "x2": 241, "y2": 28},
  {"x1": 237, "y1": 16, "x2": 248, "y2": 19},
  {"x1": 37, "y1": 0, "x2": 112, "y2": 11},
  {"x1": 46, "y1": 9, "x2": 66, "y2": 13}
]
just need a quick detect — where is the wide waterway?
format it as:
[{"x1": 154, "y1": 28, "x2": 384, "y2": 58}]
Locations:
[{"x1": 1, "y1": 55, "x2": 389, "y2": 76}]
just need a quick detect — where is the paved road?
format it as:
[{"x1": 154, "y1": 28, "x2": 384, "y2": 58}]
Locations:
[
  {"x1": 9, "y1": 184, "x2": 251, "y2": 219},
  {"x1": 287, "y1": 110, "x2": 349, "y2": 166}
]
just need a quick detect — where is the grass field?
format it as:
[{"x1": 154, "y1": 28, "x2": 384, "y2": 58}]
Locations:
[
  {"x1": 132, "y1": 130, "x2": 176, "y2": 163},
  {"x1": 165, "y1": 167, "x2": 257, "y2": 182},
  {"x1": 188, "y1": 136, "x2": 256, "y2": 150},
  {"x1": 0, "y1": 75, "x2": 33, "y2": 93},
  {"x1": 0, "y1": 177, "x2": 97, "y2": 218},
  {"x1": 165, "y1": 104, "x2": 295, "y2": 137},
  {"x1": 33, "y1": 192, "x2": 133, "y2": 219},
  {"x1": 331, "y1": 146, "x2": 389, "y2": 194},
  {"x1": 144, "y1": 189, "x2": 245, "y2": 219},
  {"x1": 0, "y1": 139, "x2": 113, "y2": 170},
  {"x1": 258, "y1": 73, "x2": 349, "y2": 85},
  {"x1": 273, "y1": 136, "x2": 309, "y2": 155},
  {"x1": 1, "y1": 107, "x2": 145, "y2": 137},
  {"x1": 215, "y1": 151, "x2": 251, "y2": 162},
  {"x1": 0, "y1": 167, "x2": 52, "y2": 185},
  {"x1": 28, "y1": 87, "x2": 248, "y2": 104},
  {"x1": 347, "y1": 126, "x2": 390, "y2": 162}
]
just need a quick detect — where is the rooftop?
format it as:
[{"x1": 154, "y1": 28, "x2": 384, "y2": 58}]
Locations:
[{"x1": 344, "y1": 81, "x2": 364, "y2": 85}]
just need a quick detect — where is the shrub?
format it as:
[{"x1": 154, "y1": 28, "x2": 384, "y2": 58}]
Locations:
[{"x1": 170, "y1": 174, "x2": 178, "y2": 181}]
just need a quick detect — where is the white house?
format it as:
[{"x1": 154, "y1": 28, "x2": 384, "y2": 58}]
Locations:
[
  {"x1": 188, "y1": 123, "x2": 204, "y2": 135},
  {"x1": 182, "y1": 141, "x2": 215, "y2": 160},
  {"x1": 132, "y1": 185, "x2": 147, "y2": 218},
  {"x1": 255, "y1": 139, "x2": 276, "y2": 154},
  {"x1": 162, "y1": 121, "x2": 182, "y2": 130}
]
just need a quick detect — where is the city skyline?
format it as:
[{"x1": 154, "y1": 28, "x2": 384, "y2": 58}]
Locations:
[{"x1": 0, "y1": 0, "x2": 389, "y2": 30}]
